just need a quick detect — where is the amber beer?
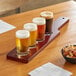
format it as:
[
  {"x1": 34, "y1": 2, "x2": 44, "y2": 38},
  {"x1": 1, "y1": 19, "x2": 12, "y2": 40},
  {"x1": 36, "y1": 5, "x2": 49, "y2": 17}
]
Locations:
[
  {"x1": 32, "y1": 17, "x2": 46, "y2": 41},
  {"x1": 16, "y1": 30, "x2": 30, "y2": 56},
  {"x1": 24, "y1": 23, "x2": 37, "y2": 47},
  {"x1": 40, "y1": 11, "x2": 53, "y2": 34}
]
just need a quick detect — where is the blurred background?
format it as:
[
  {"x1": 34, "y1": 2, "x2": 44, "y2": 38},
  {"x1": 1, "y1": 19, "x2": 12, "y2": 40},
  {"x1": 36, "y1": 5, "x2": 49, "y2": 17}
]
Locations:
[{"x1": 0, "y1": 0, "x2": 72, "y2": 17}]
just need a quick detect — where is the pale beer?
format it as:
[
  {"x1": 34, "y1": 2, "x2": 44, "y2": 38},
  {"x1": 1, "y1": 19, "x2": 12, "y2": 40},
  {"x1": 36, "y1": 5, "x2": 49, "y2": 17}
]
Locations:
[
  {"x1": 24, "y1": 23, "x2": 37, "y2": 46},
  {"x1": 16, "y1": 30, "x2": 30, "y2": 56}
]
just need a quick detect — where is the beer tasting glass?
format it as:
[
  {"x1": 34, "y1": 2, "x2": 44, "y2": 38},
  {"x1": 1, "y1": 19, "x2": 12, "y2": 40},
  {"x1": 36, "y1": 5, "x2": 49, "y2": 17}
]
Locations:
[
  {"x1": 40, "y1": 11, "x2": 53, "y2": 34},
  {"x1": 24, "y1": 23, "x2": 37, "y2": 47},
  {"x1": 16, "y1": 30, "x2": 30, "y2": 56},
  {"x1": 32, "y1": 17, "x2": 46, "y2": 41}
]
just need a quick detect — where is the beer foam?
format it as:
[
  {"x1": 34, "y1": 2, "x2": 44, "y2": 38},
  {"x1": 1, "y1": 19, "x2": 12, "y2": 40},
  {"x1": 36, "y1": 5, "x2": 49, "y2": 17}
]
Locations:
[
  {"x1": 32, "y1": 17, "x2": 46, "y2": 25},
  {"x1": 16, "y1": 30, "x2": 30, "y2": 39},
  {"x1": 24, "y1": 23, "x2": 37, "y2": 31},
  {"x1": 40, "y1": 11, "x2": 53, "y2": 19}
]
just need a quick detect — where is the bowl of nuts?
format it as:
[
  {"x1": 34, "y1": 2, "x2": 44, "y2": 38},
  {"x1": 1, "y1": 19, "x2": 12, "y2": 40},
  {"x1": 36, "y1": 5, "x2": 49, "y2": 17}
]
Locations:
[{"x1": 61, "y1": 44, "x2": 76, "y2": 64}]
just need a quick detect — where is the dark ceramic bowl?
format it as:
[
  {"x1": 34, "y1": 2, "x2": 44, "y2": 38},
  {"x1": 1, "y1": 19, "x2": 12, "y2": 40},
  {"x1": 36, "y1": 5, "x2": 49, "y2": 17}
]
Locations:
[{"x1": 61, "y1": 45, "x2": 76, "y2": 64}]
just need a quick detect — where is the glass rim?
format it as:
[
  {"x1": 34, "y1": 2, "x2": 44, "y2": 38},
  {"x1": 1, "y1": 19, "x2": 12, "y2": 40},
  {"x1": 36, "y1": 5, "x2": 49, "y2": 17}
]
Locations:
[
  {"x1": 40, "y1": 11, "x2": 53, "y2": 19},
  {"x1": 16, "y1": 30, "x2": 30, "y2": 39},
  {"x1": 32, "y1": 17, "x2": 46, "y2": 25},
  {"x1": 24, "y1": 23, "x2": 37, "y2": 31}
]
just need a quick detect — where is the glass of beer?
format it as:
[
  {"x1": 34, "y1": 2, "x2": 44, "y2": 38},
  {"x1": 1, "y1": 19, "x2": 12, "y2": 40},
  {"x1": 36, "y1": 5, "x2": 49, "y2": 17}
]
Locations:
[
  {"x1": 16, "y1": 30, "x2": 30, "y2": 57},
  {"x1": 32, "y1": 17, "x2": 46, "y2": 41},
  {"x1": 24, "y1": 23, "x2": 37, "y2": 47},
  {"x1": 40, "y1": 11, "x2": 53, "y2": 34}
]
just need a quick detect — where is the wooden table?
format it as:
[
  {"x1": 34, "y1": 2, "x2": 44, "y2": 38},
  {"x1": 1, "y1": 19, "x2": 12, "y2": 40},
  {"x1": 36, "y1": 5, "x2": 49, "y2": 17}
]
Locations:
[{"x1": 0, "y1": 1, "x2": 76, "y2": 76}]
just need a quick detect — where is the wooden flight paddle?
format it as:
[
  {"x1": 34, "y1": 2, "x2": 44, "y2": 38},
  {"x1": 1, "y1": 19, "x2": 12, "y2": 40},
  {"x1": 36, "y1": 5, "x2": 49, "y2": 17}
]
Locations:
[{"x1": 7, "y1": 17, "x2": 69, "y2": 63}]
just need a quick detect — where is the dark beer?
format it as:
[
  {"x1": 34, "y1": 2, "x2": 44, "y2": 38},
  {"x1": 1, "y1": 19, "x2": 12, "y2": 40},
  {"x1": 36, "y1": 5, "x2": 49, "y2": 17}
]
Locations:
[{"x1": 40, "y1": 11, "x2": 53, "y2": 34}]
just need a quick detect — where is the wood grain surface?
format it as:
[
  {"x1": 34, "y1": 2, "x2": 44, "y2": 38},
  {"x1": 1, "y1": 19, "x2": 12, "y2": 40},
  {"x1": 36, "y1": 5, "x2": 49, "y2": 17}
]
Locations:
[{"x1": 0, "y1": 1, "x2": 76, "y2": 76}]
